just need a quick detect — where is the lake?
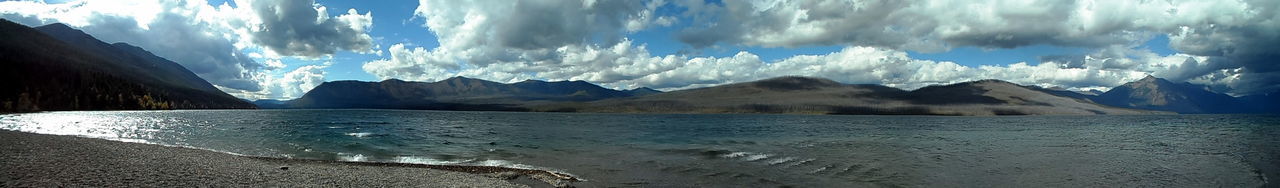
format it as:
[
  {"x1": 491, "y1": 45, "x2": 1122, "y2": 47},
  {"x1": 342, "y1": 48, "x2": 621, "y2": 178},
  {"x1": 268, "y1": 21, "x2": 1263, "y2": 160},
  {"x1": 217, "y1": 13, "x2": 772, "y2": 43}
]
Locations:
[{"x1": 1, "y1": 109, "x2": 1276, "y2": 187}]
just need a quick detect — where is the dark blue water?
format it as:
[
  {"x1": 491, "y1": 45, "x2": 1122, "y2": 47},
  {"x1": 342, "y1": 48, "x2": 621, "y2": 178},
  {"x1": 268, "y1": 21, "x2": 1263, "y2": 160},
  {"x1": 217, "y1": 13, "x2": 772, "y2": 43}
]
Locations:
[{"x1": 2, "y1": 109, "x2": 1277, "y2": 187}]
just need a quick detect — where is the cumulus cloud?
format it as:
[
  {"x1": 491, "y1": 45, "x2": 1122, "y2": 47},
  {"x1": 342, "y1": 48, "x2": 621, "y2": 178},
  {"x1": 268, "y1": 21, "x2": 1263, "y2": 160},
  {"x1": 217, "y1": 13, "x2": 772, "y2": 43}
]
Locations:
[
  {"x1": 367, "y1": 36, "x2": 1207, "y2": 94},
  {"x1": 669, "y1": 0, "x2": 1279, "y2": 94},
  {"x1": 626, "y1": 0, "x2": 677, "y2": 32},
  {"x1": 364, "y1": 0, "x2": 676, "y2": 82},
  {"x1": 242, "y1": 0, "x2": 375, "y2": 57},
  {"x1": 399, "y1": 0, "x2": 660, "y2": 69},
  {"x1": 362, "y1": 43, "x2": 459, "y2": 82},
  {"x1": 362, "y1": 0, "x2": 1279, "y2": 96},
  {"x1": 673, "y1": 0, "x2": 1253, "y2": 50},
  {"x1": 612, "y1": 45, "x2": 1159, "y2": 92},
  {"x1": 0, "y1": 0, "x2": 376, "y2": 99},
  {"x1": 223, "y1": 63, "x2": 330, "y2": 100}
]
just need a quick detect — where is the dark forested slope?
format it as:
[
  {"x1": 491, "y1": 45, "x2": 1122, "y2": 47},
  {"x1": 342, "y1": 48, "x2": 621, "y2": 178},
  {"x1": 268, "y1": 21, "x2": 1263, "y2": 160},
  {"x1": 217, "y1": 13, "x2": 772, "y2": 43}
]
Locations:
[{"x1": 0, "y1": 20, "x2": 254, "y2": 112}]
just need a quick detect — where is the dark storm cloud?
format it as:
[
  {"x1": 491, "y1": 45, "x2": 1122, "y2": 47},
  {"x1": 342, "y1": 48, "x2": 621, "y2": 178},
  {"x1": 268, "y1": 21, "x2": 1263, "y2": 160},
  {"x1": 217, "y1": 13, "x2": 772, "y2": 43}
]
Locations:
[
  {"x1": 1038, "y1": 55, "x2": 1086, "y2": 69},
  {"x1": 489, "y1": 0, "x2": 644, "y2": 50},
  {"x1": 248, "y1": 0, "x2": 374, "y2": 57},
  {"x1": 676, "y1": 0, "x2": 912, "y2": 49},
  {"x1": 1162, "y1": 0, "x2": 1280, "y2": 94}
]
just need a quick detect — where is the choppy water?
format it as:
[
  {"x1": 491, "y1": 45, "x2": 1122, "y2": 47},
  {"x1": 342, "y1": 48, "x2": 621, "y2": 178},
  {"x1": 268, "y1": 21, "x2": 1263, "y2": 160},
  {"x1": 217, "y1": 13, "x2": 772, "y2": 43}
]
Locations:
[{"x1": 2, "y1": 109, "x2": 1278, "y2": 187}]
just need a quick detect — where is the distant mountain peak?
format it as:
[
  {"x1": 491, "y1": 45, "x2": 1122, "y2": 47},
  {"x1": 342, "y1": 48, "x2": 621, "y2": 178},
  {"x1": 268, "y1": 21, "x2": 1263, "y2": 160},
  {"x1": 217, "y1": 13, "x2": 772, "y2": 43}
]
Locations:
[
  {"x1": 443, "y1": 76, "x2": 474, "y2": 81},
  {"x1": 34, "y1": 23, "x2": 93, "y2": 40},
  {"x1": 922, "y1": 79, "x2": 1020, "y2": 91},
  {"x1": 1124, "y1": 75, "x2": 1177, "y2": 89},
  {"x1": 750, "y1": 76, "x2": 844, "y2": 91},
  {"x1": 969, "y1": 79, "x2": 1017, "y2": 85},
  {"x1": 623, "y1": 87, "x2": 662, "y2": 96},
  {"x1": 381, "y1": 79, "x2": 409, "y2": 83},
  {"x1": 761, "y1": 76, "x2": 837, "y2": 82},
  {"x1": 34, "y1": 22, "x2": 75, "y2": 31},
  {"x1": 1133, "y1": 75, "x2": 1172, "y2": 84},
  {"x1": 1095, "y1": 75, "x2": 1241, "y2": 113}
]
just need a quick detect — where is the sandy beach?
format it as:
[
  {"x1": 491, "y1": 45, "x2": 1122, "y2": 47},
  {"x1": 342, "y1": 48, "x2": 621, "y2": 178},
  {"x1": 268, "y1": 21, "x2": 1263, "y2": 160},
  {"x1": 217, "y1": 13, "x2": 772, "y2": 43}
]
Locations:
[{"x1": 0, "y1": 130, "x2": 574, "y2": 187}]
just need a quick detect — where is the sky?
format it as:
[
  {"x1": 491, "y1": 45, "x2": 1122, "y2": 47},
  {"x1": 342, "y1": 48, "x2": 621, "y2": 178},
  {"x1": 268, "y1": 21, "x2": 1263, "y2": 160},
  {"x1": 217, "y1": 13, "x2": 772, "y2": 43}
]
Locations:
[{"x1": 1, "y1": 0, "x2": 1277, "y2": 100}]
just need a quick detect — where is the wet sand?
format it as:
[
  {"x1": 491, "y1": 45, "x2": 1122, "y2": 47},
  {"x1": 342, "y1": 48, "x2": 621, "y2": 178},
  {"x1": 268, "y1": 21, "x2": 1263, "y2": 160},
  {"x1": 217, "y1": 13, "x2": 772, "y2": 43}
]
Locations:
[{"x1": 0, "y1": 130, "x2": 575, "y2": 187}]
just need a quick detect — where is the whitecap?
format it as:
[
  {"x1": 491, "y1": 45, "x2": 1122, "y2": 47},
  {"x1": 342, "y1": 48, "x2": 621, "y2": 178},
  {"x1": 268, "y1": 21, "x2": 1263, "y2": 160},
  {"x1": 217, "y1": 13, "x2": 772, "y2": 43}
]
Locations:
[
  {"x1": 720, "y1": 152, "x2": 751, "y2": 158},
  {"x1": 810, "y1": 166, "x2": 829, "y2": 174},
  {"x1": 393, "y1": 156, "x2": 470, "y2": 165},
  {"x1": 473, "y1": 159, "x2": 543, "y2": 170},
  {"x1": 742, "y1": 153, "x2": 772, "y2": 161},
  {"x1": 338, "y1": 153, "x2": 367, "y2": 161},
  {"x1": 392, "y1": 156, "x2": 579, "y2": 180},
  {"x1": 346, "y1": 132, "x2": 373, "y2": 137}
]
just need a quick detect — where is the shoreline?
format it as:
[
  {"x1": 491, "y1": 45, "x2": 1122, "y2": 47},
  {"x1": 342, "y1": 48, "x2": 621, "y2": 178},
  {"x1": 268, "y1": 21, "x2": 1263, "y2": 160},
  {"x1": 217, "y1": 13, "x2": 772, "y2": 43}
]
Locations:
[{"x1": 0, "y1": 130, "x2": 577, "y2": 187}]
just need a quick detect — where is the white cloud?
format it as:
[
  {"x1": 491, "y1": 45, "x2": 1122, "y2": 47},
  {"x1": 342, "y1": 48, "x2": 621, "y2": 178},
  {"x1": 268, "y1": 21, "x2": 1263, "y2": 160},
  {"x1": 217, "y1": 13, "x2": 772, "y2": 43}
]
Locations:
[
  {"x1": 363, "y1": 0, "x2": 1278, "y2": 96},
  {"x1": 616, "y1": 45, "x2": 1159, "y2": 92},
  {"x1": 668, "y1": 0, "x2": 1279, "y2": 94},
  {"x1": 272, "y1": 64, "x2": 329, "y2": 99},
  {"x1": 625, "y1": 0, "x2": 675, "y2": 32},
  {"x1": 223, "y1": 63, "x2": 330, "y2": 100},
  {"x1": 361, "y1": 43, "x2": 458, "y2": 82},
  {"x1": 263, "y1": 59, "x2": 286, "y2": 70},
  {"x1": 366, "y1": 36, "x2": 1229, "y2": 95},
  {"x1": 673, "y1": 0, "x2": 1258, "y2": 50}
]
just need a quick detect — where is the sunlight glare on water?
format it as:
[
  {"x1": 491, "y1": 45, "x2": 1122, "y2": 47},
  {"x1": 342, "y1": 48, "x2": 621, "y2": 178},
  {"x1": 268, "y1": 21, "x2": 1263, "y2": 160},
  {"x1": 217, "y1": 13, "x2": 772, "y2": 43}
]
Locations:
[{"x1": 0, "y1": 111, "x2": 160, "y2": 143}]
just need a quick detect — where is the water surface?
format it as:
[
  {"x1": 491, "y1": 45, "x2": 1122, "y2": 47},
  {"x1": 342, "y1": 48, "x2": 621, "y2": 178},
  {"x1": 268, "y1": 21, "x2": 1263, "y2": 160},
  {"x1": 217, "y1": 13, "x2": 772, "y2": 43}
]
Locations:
[{"x1": 1, "y1": 110, "x2": 1276, "y2": 187}]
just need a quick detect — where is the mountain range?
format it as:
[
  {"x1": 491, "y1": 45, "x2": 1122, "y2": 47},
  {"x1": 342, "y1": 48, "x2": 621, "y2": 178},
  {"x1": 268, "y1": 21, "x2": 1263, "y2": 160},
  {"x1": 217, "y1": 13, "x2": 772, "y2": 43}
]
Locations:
[
  {"x1": 275, "y1": 77, "x2": 659, "y2": 110},
  {"x1": 268, "y1": 76, "x2": 1142, "y2": 115},
  {"x1": 271, "y1": 74, "x2": 1279, "y2": 115},
  {"x1": 532, "y1": 77, "x2": 1155, "y2": 115},
  {"x1": 0, "y1": 19, "x2": 254, "y2": 112}
]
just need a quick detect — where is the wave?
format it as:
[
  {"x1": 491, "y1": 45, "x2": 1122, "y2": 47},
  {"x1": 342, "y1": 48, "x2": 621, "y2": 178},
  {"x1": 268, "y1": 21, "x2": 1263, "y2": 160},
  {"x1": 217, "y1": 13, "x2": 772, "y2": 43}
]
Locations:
[
  {"x1": 338, "y1": 153, "x2": 369, "y2": 161},
  {"x1": 345, "y1": 132, "x2": 374, "y2": 138},
  {"x1": 766, "y1": 157, "x2": 797, "y2": 165},
  {"x1": 741, "y1": 153, "x2": 772, "y2": 161},
  {"x1": 392, "y1": 156, "x2": 538, "y2": 170},
  {"x1": 720, "y1": 151, "x2": 751, "y2": 158},
  {"x1": 390, "y1": 156, "x2": 580, "y2": 180}
]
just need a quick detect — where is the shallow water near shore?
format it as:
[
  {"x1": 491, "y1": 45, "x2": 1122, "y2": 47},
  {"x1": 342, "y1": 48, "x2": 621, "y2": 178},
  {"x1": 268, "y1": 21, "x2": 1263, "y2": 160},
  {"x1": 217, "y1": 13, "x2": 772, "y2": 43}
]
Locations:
[{"x1": 2, "y1": 109, "x2": 1278, "y2": 187}]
